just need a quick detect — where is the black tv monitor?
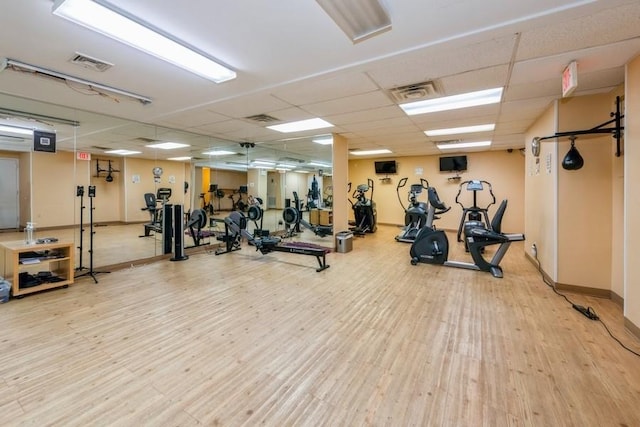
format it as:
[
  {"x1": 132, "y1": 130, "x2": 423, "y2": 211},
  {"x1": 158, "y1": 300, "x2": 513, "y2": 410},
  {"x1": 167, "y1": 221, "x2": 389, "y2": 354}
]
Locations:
[
  {"x1": 439, "y1": 155, "x2": 467, "y2": 172},
  {"x1": 239, "y1": 185, "x2": 248, "y2": 194},
  {"x1": 374, "y1": 160, "x2": 397, "y2": 174}
]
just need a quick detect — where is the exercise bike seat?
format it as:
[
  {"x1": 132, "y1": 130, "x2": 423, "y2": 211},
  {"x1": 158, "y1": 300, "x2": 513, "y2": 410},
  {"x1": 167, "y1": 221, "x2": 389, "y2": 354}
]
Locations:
[{"x1": 467, "y1": 227, "x2": 509, "y2": 242}]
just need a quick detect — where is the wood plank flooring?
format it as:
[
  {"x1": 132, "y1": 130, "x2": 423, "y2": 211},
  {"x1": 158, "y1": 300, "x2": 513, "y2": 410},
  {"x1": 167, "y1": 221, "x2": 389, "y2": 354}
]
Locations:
[{"x1": 0, "y1": 225, "x2": 639, "y2": 426}]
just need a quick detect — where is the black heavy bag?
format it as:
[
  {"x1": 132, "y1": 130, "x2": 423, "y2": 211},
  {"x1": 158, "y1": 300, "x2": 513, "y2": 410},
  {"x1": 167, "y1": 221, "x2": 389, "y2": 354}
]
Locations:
[{"x1": 562, "y1": 140, "x2": 584, "y2": 170}]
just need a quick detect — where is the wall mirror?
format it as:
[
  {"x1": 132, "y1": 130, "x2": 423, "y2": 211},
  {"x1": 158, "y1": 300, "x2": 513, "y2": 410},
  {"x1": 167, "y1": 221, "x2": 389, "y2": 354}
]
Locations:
[{"x1": 0, "y1": 92, "x2": 333, "y2": 271}]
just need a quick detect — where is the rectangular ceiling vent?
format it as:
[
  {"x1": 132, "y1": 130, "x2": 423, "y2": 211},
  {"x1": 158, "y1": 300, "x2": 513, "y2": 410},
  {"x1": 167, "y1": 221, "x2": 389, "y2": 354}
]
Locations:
[
  {"x1": 279, "y1": 156, "x2": 305, "y2": 164},
  {"x1": 388, "y1": 80, "x2": 439, "y2": 103},
  {"x1": 69, "y1": 53, "x2": 114, "y2": 72},
  {"x1": 245, "y1": 114, "x2": 279, "y2": 123},
  {"x1": 133, "y1": 137, "x2": 156, "y2": 144}
]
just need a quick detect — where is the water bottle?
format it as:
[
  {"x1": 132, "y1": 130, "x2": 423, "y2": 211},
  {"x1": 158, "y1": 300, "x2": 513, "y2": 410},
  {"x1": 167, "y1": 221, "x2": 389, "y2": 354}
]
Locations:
[{"x1": 25, "y1": 222, "x2": 35, "y2": 245}]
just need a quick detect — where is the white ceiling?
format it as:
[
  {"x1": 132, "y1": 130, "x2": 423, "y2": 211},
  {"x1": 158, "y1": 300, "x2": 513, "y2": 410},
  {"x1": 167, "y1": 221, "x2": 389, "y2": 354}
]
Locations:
[{"x1": 0, "y1": 0, "x2": 639, "y2": 166}]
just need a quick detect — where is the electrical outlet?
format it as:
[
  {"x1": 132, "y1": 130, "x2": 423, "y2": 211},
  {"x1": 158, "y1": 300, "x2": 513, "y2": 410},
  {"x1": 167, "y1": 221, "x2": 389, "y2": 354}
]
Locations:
[{"x1": 531, "y1": 243, "x2": 537, "y2": 257}]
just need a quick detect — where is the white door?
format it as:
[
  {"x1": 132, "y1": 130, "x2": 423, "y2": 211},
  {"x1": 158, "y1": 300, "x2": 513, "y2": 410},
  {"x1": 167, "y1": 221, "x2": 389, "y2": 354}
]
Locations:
[{"x1": 0, "y1": 158, "x2": 19, "y2": 229}]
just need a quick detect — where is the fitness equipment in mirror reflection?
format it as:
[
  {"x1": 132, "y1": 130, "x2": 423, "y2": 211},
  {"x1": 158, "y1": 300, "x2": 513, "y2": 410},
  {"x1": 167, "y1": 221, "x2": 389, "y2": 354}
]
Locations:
[
  {"x1": 95, "y1": 159, "x2": 119, "y2": 182},
  {"x1": 75, "y1": 185, "x2": 87, "y2": 273},
  {"x1": 75, "y1": 185, "x2": 110, "y2": 283},
  {"x1": 562, "y1": 136, "x2": 584, "y2": 171}
]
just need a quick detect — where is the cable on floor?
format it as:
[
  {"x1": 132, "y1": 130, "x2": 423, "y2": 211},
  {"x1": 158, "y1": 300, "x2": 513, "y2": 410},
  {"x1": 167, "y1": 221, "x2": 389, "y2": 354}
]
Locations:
[{"x1": 533, "y1": 253, "x2": 640, "y2": 358}]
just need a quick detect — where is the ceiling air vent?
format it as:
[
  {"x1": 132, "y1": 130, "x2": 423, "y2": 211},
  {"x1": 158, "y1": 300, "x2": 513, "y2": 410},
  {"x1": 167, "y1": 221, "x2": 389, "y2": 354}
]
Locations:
[
  {"x1": 279, "y1": 157, "x2": 305, "y2": 164},
  {"x1": 388, "y1": 80, "x2": 439, "y2": 103},
  {"x1": 69, "y1": 53, "x2": 114, "y2": 72},
  {"x1": 132, "y1": 137, "x2": 156, "y2": 144},
  {"x1": 245, "y1": 114, "x2": 279, "y2": 123}
]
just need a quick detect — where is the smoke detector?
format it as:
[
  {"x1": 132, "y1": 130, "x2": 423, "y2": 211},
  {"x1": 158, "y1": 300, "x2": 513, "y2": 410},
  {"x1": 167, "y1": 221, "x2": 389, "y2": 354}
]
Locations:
[
  {"x1": 388, "y1": 81, "x2": 439, "y2": 103},
  {"x1": 69, "y1": 52, "x2": 113, "y2": 72}
]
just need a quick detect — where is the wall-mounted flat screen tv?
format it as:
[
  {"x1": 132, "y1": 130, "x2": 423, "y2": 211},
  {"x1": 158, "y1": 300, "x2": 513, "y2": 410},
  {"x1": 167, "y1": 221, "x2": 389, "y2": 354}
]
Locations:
[
  {"x1": 439, "y1": 155, "x2": 467, "y2": 172},
  {"x1": 374, "y1": 160, "x2": 397, "y2": 174}
]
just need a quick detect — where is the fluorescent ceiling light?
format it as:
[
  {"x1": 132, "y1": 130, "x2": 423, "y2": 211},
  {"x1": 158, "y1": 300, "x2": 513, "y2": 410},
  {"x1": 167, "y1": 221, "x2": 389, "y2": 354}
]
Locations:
[
  {"x1": 202, "y1": 150, "x2": 235, "y2": 156},
  {"x1": 167, "y1": 156, "x2": 191, "y2": 161},
  {"x1": 0, "y1": 124, "x2": 34, "y2": 135},
  {"x1": 312, "y1": 136, "x2": 333, "y2": 145},
  {"x1": 252, "y1": 160, "x2": 276, "y2": 166},
  {"x1": 350, "y1": 149, "x2": 392, "y2": 156},
  {"x1": 52, "y1": 0, "x2": 236, "y2": 83},
  {"x1": 425, "y1": 123, "x2": 495, "y2": 137},
  {"x1": 267, "y1": 118, "x2": 333, "y2": 133},
  {"x1": 276, "y1": 164, "x2": 296, "y2": 169},
  {"x1": 436, "y1": 140, "x2": 492, "y2": 150},
  {"x1": 316, "y1": 0, "x2": 391, "y2": 44},
  {"x1": 105, "y1": 149, "x2": 141, "y2": 155},
  {"x1": 293, "y1": 170, "x2": 310, "y2": 174},
  {"x1": 146, "y1": 142, "x2": 190, "y2": 150},
  {"x1": 400, "y1": 87, "x2": 503, "y2": 116},
  {"x1": 309, "y1": 161, "x2": 331, "y2": 168}
]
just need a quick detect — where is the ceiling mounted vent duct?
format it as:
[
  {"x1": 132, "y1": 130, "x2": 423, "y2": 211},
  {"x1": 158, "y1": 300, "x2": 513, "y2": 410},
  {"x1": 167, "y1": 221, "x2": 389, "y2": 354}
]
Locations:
[
  {"x1": 0, "y1": 58, "x2": 152, "y2": 105},
  {"x1": 245, "y1": 114, "x2": 280, "y2": 123},
  {"x1": 389, "y1": 81, "x2": 439, "y2": 103},
  {"x1": 69, "y1": 52, "x2": 113, "y2": 72},
  {"x1": 279, "y1": 157, "x2": 306, "y2": 164}
]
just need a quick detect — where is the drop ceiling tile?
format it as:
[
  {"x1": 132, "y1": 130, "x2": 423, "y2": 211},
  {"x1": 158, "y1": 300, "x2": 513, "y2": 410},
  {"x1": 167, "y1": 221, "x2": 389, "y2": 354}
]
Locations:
[
  {"x1": 516, "y1": 4, "x2": 640, "y2": 61},
  {"x1": 367, "y1": 34, "x2": 516, "y2": 89},
  {"x1": 272, "y1": 72, "x2": 379, "y2": 105},
  {"x1": 327, "y1": 105, "x2": 406, "y2": 126},
  {"x1": 206, "y1": 94, "x2": 293, "y2": 118},
  {"x1": 302, "y1": 91, "x2": 393, "y2": 116}
]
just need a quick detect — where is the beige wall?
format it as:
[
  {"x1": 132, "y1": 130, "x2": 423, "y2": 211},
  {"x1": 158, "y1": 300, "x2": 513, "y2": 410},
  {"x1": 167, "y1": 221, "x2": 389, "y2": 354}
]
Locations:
[
  {"x1": 31, "y1": 150, "x2": 76, "y2": 228},
  {"x1": 556, "y1": 93, "x2": 614, "y2": 289},
  {"x1": 124, "y1": 157, "x2": 188, "y2": 223},
  {"x1": 625, "y1": 55, "x2": 640, "y2": 328},
  {"x1": 349, "y1": 150, "x2": 525, "y2": 233},
  {"x1": 525, "y1": 103, "x2": 558, "y2": 278},
  {"x1": 203, "y1": 168, "x2": 247, "y2": 211},
  {"x1": 525, "y1": 87, "x2": 630, "y2": 324}
]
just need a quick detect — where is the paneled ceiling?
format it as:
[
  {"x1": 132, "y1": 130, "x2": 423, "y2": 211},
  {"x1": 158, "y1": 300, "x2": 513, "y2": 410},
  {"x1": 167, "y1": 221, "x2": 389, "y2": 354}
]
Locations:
[{"x1": 0, "y1": 0, "x2": 639, "y2": 165}]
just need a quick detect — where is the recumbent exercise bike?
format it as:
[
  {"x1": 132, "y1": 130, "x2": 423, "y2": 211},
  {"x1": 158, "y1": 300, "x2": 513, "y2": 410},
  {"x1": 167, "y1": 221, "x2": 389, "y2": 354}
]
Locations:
[{"x1": 410, "y1": 186, "x2": 524, "y2": 278}]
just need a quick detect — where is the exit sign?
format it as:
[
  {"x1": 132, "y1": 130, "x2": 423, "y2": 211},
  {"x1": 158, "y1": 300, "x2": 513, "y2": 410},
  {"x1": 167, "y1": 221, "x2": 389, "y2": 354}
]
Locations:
[
  {"x1": 562, "y1": 61, "x2": 578, "y2": 97},
  {"x1": 77, "y1": 152, "x2": 91, "y2": 161}
]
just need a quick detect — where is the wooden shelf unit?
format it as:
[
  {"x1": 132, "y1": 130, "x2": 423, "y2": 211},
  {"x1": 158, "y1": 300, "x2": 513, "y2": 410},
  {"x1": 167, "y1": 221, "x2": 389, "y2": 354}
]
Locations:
[
  {"x1": 309, "y1": 209, "x2": 333, "y2": 226},
  {"x1": 0, "y1": 240, "x2": 74, "y2": 298}
]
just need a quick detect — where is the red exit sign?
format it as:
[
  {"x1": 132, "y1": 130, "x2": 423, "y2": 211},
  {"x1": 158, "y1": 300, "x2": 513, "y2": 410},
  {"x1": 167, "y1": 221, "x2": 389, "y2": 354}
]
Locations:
[{"x1": 76, "y1": 152, "x2": 91, "y2": 161}]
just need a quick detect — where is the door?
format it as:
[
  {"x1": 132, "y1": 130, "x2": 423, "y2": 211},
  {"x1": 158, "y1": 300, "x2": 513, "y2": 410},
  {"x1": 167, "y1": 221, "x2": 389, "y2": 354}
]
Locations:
[{"x1": 0, "y1": 158, "x2": 19, "y2": 229}]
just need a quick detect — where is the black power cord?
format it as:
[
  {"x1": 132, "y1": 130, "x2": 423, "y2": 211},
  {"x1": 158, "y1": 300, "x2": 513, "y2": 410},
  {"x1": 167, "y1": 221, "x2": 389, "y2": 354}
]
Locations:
[{"x1": 533, "y1": 252, "x2": 640, "y2": 358}]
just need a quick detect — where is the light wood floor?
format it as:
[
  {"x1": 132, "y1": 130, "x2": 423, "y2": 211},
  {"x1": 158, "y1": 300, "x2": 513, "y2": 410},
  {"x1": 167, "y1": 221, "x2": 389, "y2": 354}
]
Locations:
[
  {"x1": 0, "y1": 209, "x2": 310, "y2": 270},
  {"x1": 0, "y1": 225, "x2": 639, "y2": 426}
]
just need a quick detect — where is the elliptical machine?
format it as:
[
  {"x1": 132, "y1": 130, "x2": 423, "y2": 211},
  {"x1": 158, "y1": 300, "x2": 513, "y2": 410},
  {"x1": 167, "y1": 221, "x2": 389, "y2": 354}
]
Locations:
[
  {"x1": 395, "y1": 177, "x2": 430, "y2": 243},
  {"x1": 229, "y1": 185, "x2": 249, "y2": 211},
  {"x1": 349, "y1": 178, "x2": 377, "y2": 235},
  {"x1": 410, "y1": 185, "x2": 524, "y2": 278}
]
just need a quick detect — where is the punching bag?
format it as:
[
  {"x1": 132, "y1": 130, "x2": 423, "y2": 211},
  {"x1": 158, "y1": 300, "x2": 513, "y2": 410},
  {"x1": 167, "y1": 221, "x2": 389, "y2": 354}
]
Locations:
[{"x1": 562, "y1": 138, "x2": 584, "y2": 171}]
